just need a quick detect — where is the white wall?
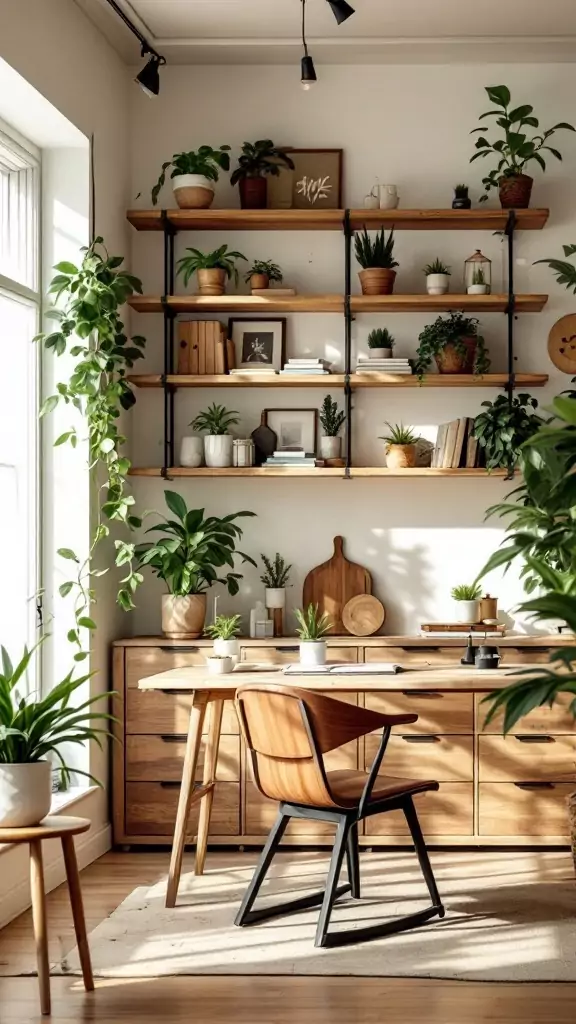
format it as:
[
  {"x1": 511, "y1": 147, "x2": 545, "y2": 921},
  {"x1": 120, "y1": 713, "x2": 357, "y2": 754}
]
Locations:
[{"x1": 127, "y1": 63, "x2": 576, "y2": 636}]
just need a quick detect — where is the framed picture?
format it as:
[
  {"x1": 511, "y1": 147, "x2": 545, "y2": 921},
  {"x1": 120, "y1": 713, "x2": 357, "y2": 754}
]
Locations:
[
  {"x1": 264, "y1": 408, "x2": 318, "y2": 454},
  {"x1": 268, "y1": 149, "x2": 343, "y2": 210},
  {"x1": 229, "y1": 318, "x2": 286, "y2": 371}
]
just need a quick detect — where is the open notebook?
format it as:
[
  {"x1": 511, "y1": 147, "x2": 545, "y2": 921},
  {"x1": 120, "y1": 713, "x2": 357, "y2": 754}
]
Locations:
[{"x1": 284, "y1": 662, "x2": 404, "y2": 676}]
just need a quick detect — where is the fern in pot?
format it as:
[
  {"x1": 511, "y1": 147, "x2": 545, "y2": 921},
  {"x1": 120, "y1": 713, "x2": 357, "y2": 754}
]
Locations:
[
  {"x1": 295, "y1": 604, "x2": 333, "y2": 667},
  {"x1": 205, "y1": 614, "x2": 242, "y2": 661},
  {"x1": 190, "y1": 403, "x2": 240, "y2": 467},
  {"x1": 319, "y1": 395, "x2": 346, "y2": 459},
  {"x1": 367, "y1": 327, "x2": 395, "y2": 360},
  {"x1": 354, "y1": 226, "x2": 398, "y2": 295},
  {"x1": 151, "y1": 145, "x2": 231, "y2": 209},
  {"x1": 136, "y1": 491, "x2": 256, "y2": 639}
]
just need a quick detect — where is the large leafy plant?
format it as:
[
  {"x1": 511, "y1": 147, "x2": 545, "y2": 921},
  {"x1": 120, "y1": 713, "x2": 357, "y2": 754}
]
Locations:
[
  {"x1": 151, "y1": 146, "x2": 231, "y2": 204},
  {"x1": 473, "y1": 393, "x2": 542, "y2": 471},
  {"x1": 136, "y1": 491, "x2": 256, "y2": 597},
  {"x1": 414, "y1": 311, "x2": 490, "y2": 378},
  {"x1": 176, "y1": 245, "x2": 247, "y2": 288},
  {"x1": 36, "y1": 238, "x2": 146, "y2": 648},
  {"x1": 354, "y1": 227, "x2": 398, "y2": 270},
  {"x1": 470, "y1": 84, "x2": 575, "y2": 202},
  {"x1": 534, "y1": 244, "x2": 576, "y2": 293},
  {"x1": 230, "y1": 140, "x2": 294, "y2": 184}
]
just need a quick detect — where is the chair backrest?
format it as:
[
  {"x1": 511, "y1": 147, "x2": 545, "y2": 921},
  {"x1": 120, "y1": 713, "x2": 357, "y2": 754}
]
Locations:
[{"x1": 235, "y1": 682, "x2": 394, "y2": 809}]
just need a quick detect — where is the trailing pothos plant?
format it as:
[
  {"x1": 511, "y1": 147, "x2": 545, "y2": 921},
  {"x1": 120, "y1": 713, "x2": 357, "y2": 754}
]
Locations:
[{"x1": 36, "y1": 238, "x2": 147, "y2": 656}]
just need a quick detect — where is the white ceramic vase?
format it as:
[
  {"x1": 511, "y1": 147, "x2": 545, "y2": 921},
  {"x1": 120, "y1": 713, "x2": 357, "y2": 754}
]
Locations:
[
  {"x1": 265, "y1": 588, "x2": 286, "y2": 610},
  {"x1": 467, "y1": 284, "x2": 489, "y2": 295},
  {"x1": 369, "y1": 347, "x2": 392, "y2": 359},
  {"x1": 204, "y1": 434, "x2": 233, "y2": 468},
  {"x1": 454, "y1": 599, "x2": 479, "y2": 624},
  {"x1": 172, "y1": 174, "x2": 215, "y2": 210},
  {"x1": 0, "y1": 761, "x2": 52, "y2": 828},
  {"x1": 299, "y1": 640, "x2": 327, "y2": 667},
  {"x1": 213, "y1": 638, "x2": 240, "y2": 662},
  {"x1": 206, "y1": 655, "x2": 234, "y2": 675},
  {"x1": 320, "y1": 436, "x2": 342, "y2": 459},
  {"x1": 426, "y1": 273, "x2": 450, "y2": 295},
  {"x1": 180, "y1": 435, "x2": 204, "y2": 468}
]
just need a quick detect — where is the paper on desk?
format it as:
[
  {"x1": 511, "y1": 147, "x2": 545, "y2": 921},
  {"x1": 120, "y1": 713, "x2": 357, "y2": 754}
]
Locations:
[{"x1": 284, "y1": 662, "x2": 403, "y2": 676}]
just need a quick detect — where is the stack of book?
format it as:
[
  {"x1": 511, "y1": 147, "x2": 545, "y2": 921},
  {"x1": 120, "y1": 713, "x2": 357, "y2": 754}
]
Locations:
[
  {"x1": 280, "y1": 358, "x2": 331, "y2": 376},
  {"x1": 420, "y1": 623, "x2": 506, "y2": 638},
  {"x1": 432, "y1": 416, "x2": 483, "y2": 469},
  {"x1": 355, "y1": 357, "x2": 412, "y2": 376},
  {"x1": 263, "y1": 448, "x2": 317, "y2": 469},
  {"x1": 229, "y1": 367, "x2": 279, "y2": 376},
  {"x1": 177, "y1": 321, "x2": 232, "y2": 374}
]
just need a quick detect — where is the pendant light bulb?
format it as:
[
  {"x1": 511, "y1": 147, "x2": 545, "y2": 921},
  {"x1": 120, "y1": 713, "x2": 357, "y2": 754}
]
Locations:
[
  {"x1": 301, "y1": 54, "x2": 317, "y2": 90},
  {"x1": 327, "y1": 0, "x2": 355, "y2": 25}
]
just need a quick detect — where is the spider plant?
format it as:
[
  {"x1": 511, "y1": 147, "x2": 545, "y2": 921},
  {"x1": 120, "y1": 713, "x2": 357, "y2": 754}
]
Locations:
[
  {"x1": 176, "y1": 246, "x2": 247, "y2": 288},
  {"x1": 379, "y1": 423, "x2": 418, "y2": 446},
  {"x1": 367, "y1": 327, "x2": 395, "y2": 350},
  {"x1": 190, "y1": 403, "x2": 240, "y2": 435},
  {"x1": 451, "y1": 583, "x2": 482, "y2": 601},
  {"x1": 204, "y1": 614, "x2": 242, "y2": 641},
  {"x1": 294, "y1": 604, "x2": 333, "y2": 641},
  {"x1": 424, "y1": 259, "x2": 451, "y2": 276}
]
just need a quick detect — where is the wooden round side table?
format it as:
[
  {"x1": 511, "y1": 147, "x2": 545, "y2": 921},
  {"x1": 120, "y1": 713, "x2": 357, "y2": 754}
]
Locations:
[{"x1": 0, "y1": 815, "x2": 94, "y2": 1015}]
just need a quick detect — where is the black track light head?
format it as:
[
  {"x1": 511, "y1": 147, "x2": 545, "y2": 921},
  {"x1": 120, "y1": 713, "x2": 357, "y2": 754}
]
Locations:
[
  {"x1": 327, "y1": 0, "x2": 355, "y2": 25},
  {"x1": 135, "y1": 50, "x2": 166, "y2": 97},
  {"x1": 301, "y1": 54, "x2": 317, "y2": 91}
]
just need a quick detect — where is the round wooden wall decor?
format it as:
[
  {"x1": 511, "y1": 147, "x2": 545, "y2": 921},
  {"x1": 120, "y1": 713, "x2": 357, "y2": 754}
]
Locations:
[
  {"x1": 548, "y1": 314, "x2": 576, "y2": 374},
  {"x1": 342, "y1": 595, "x2": 386, "y2": 637}
]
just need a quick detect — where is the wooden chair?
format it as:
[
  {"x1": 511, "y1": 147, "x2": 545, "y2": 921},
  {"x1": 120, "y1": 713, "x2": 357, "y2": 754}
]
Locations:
[{"x1": 234, "y1": 683, "x2": 445, "y2": 948}]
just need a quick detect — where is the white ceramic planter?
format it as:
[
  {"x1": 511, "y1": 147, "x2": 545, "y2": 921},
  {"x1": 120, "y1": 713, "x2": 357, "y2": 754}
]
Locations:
[
  {"x1": 213, "y1": 637, "x2": 240, "y2": 661},
  {"x1": 369, "y1": 347, "x2": 392, "y2": 359},
  {"x1": 180, "y1": 435, "x2": 204, "y2": 468},
  {"x1": 265, "y1": 588, "x2": 286, "y2": 610},
  {"x1": 206, "y1": 656, "x2": 234, "y2": 675},
  {"x1": 454, "y1": 599, "x2": 479, "y2": 624},
  {"x1": 467, "y1": 284, "x2": 489, "y2": 295},
  {"x1": 320, "y1": 436, "x2": 342, "y2": 459},
  {"x1": 204, "y1": 434, "x2": 233, "y2": 468},
  {"x1": 172, "y1": 174, "x2": 214, "y2": 210},
  {"x1": 426, "y1": 273, "x2": 450, "y2": 295},
  {"x1": 0, "y1": 761, "x2": 52, "y2": 828},
  {"x1": 299, "y1": 640, "x2": 327, "y2": 667}
]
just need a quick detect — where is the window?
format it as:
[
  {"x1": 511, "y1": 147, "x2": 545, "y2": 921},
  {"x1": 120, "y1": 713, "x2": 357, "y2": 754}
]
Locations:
[{"x1": 0, "y1": 124, "x2": 40, "y2": 662}]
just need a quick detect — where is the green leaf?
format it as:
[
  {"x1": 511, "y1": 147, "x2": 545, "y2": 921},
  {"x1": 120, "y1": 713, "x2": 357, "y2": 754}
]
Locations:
[
  {"x1": 485, "y1": 84, "x2": 511, "y2": 107},
  {"x1": 53, "y1": 261, "x2": 78, "y2": 275},
  {"x1": 54, "y1": 431, "x2": 73, "y2": 446},
  {"x1": 164, "y1": 490, "x2": 188, "y2": 523},
  {"x1": 59, "y1": 582, "x2": 74, "y2": 598},
  {"x1": 57, "y1": 547, "x2": 79, "y2": 562},
  {"x1": 77, "y1": 616, "x2": 97, "y2": 630},
  {"x1": 40, "y1": 395, "x2": 59, "y2": 417}
]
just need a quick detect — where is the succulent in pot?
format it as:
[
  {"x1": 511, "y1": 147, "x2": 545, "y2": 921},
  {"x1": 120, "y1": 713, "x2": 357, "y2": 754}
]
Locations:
[
  {"x1": 414, "y1": 311, "x2": 490, "y2": 378},
  {"x1": 452, "y1": 184, "x2": 471, "y2": 210},
  {"x1": 230, "y1": 140, "x2": 295, "y2": 209},
  {"x1": 135, "y1": 490, "x2": 256, "y2": 639},
  {"x1": 245, "y1": 259, "x2": 283, "y2": 292},
  {"x1": 294, "y1": 604, "x2": 333, "y2": 667},
  {"x1": 151, "y1": 145, "x2": 231, "y2": 209},
  {"x1": 424, "y1": 258, "x2": 451, "y2": 296},
  {"x1": 190, "y1": 403, "x2": 240, "y2": 468},
  {"x1": 468, "y1": 265, "x2": 488, "y2": 295},
  {"x1": 470, "y1": 85, "x2": 575, "y2": 209},
  {"x1": 205, "y1": 614, "x2": 242, "y2": 661},
  {"x1": 319, "y1": 394, "x2": 346, "y2": 460},
  {"x1": 176, "y1": 245, "x2": 247, "y2": 296},
  {"x1": 379, "y1": 422, "x2": 419, "y2": 470},
  {"x1": 354, "y1": 226, "x2": 398, "y2": 295},
  {"x1": 472, "y1": 393, "x2": 542, "y2": 472},
  {"x1": 451, "y1": 583, "x2": 482, "y2": 624},
  {"x1": 367, "y1": 327, "x2": 395, "y2": 359},
  {"x1": 206, "y1": 655, "x2": 234, "y2": 675}
]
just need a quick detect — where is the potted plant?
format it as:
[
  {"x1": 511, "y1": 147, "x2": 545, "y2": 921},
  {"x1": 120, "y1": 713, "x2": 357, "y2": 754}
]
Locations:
[
  {"x1": 367, "y1": 327, "x2": 395, "y2": 359},
  {"x1": 414, "y1": 311, "x2": 490, "y2": 377},
  {"x1": 468, "y1": 266, "x2": 488, "y2": 295},
  {"x1": 206, "y1": 654, "x2": 234, "y2": 675},
  {"x1": 354, "y1": 226, "x2": 398, "y2": 296},
  {"x1": 379, "y1": 422, "x2": 419, "y2": 469},
  {"x1": 151, "y1": 145, "x2": 231, "y2": 209},
  {"x1": 0, "y1": 642, "x2": 111, "y2": 827},
  {"x1": 424, "y1": 259, "x2": 451, "y2": 296},
  {"x1": 245, "y1": 259, "x2": 283, "y2": 291},
  {"x1": 230, "y1": 140, "x2": 295, "y2": 209},
  {"x1": 260, "y1": 552, "x2": 292, "y2": 611},
  {"x1": 452, "y1": 184, "x2": 471, "y2": 210},
  {"x1": 451, "y1": 583, "x2": 482, "y2": 624},
  {"x1": 176, "y1": 245, "x2": 247, "y2": 296},
  {"x1": 190, "y1": 403, "x2": 240, "y2": 467},
  {"x1": 472, "y1": 393, "x2": 542, "y2": 471},
  {"x1": 204, "y1": 613, "x2": 242, "y2": 661},
  {"x1": 294, "y1": 604, "x2": 333, "y2": 667},
  {"x1": 136, "y1": 491, "x2": 256, "y2": 639},
  {"x1": 470, "y1": 85, "x2": 575, "y2": 209},
  {"x1": 319, "y1": 395, "x2": 346, "y2": 459}
]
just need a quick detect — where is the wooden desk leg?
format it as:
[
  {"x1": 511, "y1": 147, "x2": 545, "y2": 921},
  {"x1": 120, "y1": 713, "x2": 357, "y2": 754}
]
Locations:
[
  {"x1": 166, "y1": 692, "x2": 207, "y2": 908},
  {"x1": 195, "y1": 698, "x2": 224, "y2": 876},
  {"x1": 29, "y1": 840, "x2": 50, "y2": 1016},
  {"x1": 61, "y1": 834, "x2": 94, "y2": 992}
]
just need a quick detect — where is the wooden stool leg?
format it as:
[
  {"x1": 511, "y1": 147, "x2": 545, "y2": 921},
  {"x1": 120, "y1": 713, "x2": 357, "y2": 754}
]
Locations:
[
  {"x1": 29, "y1": 840, "x2": 50, "y2": 1016},
  {"x1": 166, "y1": 693, "x2": 207, "y2": 908},
  {"x1": 195, "y1": 699, "x2": 224, "y2": 877},
  {"x1": 61, "y1": 834, "x2": 94, "y2": 992}
]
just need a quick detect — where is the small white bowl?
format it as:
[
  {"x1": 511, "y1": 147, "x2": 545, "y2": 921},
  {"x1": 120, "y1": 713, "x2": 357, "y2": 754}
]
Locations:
[{"x1": 206, "y1": 656, "x2": 234, "y2": 675}]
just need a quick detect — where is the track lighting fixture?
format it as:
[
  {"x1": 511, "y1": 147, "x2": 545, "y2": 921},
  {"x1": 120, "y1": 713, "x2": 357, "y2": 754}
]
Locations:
[
  {"x1": 104, "y1": 0, "x2": 166, "y2": 95},
  {"x1": 327, "y1": 0, "x2": 355, "y2": 25},
  {"x1": 300, "y1": 0, "x2": 317, "y2": 90}
]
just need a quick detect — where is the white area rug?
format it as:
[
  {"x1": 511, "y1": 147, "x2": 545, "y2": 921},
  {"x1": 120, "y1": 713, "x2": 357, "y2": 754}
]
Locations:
[{"x1": 57, "y1": 851, "x2": 576, "y2": 981}]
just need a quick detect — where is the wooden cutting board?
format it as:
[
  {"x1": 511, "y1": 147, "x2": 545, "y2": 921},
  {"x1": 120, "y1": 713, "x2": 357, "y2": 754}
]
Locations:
[
  {"x1": 302, "y1": 536, "x2": 372, "y2": 635},
  {"x1": 342, "y1": 595, "x2": 386, "y2": 637}
]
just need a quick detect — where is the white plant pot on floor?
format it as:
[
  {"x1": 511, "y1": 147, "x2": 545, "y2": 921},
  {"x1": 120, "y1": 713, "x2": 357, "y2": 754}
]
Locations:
[
  {"x1": 369, "y1": 348, "x2": 392, "y2": 359},
  {"x1": 180, "y1": 435, "x2": 204, "y2": 468},
  {"x1": 213, "y1": 638, "x2": 240, "y2": 662},
  {"x1": 454, "y1": 599, "x2": 479, "y2": 624},
  {"x1": 204, "y1": 434, "x2": 233, "y2": 468},
  {"x1": 426, "y1": 274, "x2": 450, "y2": 295},
  {"x1": 172, "y1": 174, "x2": 215, "y2": 210},
  {"x1": 299, "y1": 640, "x2": 327, "y2": 667},
  {"x1": 0, "y1": 761, "x2": 52, "y2": 828},
  {"x1": 320, "y1": 436, "x2": 342, "y2": 459}
]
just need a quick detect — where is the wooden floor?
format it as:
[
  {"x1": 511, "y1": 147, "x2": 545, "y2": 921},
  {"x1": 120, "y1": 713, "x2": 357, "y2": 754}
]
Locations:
[{"x1": 0, "y1": 850, "x2": 574, "y2": 1023}]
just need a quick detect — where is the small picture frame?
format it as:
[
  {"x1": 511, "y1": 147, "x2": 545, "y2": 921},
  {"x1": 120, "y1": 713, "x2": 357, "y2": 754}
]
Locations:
[
  {"x1": 268, "y1": 149, "x2": 343, "y2": 210},
  {"x1": 229, "y1": 318, "x2": 286, "y2": 372},
  {"x1": 264, "y1": 408, "x2": 318, "y2": 454}
]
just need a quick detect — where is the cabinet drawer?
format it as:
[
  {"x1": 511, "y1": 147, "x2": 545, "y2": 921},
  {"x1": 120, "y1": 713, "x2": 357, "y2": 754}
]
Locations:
[
  {"x1": 126, "y1": 646, "x2": 206, "y2": 688},
  {"x1": 365, "y1": 783, "x2": 473, "y2": 836},
  {"x1": 242, "y1": 646, "x2": 358, "y2": 665},
  {"x1": 477, "y1": 693, "x2": 576, "y2": 734},
  {"x1": 245, "y1": 783, "x2": 336, "y2": 836},
  {"x1": 478, "y1": 782, "x2": 572, "y2": 837},
  {"x1": 365, "y1": 735, "x2": 473, "y2": 782},
  {"x1": 126, "y1": 734, "x2": 240, "y2": 782},
  {"x1": 126, "y1": 690, "x2": 238, "y2": 735},
  {"x1": 479, "y1": 735, "x2": 576, "y2": 783},
  {"x1": 125, "y1": 781, "x2": 239, "y2": 836},
  {"x1": 499, "y1": 647, "x2": 551, "y2": 665},
  {"x1": 365, "y1": 692, "x2": 473, "y2": 734},
  {"x1": 364, "y1": 646, "x2": 465, "y2": 667}
]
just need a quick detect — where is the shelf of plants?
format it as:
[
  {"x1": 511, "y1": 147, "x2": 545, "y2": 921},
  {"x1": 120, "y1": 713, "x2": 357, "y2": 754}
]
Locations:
[
  {"x1": 128, "y1": 466, "x2": 509, "y2": 479},
  {"x1": 128, "y1": 293, "x2": 548, "y2": 315},
  {"x1": 128, "y1": 373, "x2": 548, "y2": 390}
]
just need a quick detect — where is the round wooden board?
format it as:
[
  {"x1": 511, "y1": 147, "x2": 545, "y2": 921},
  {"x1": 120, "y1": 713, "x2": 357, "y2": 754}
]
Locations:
[
  {"x1": 342, "y1": 594, "x2": 386, "y2": 636},
  {"x1": 548, "y1": 314, "x2": 576, "y2": 374}
]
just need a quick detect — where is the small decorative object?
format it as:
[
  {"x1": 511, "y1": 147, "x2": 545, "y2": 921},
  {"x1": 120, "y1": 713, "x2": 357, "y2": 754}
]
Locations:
[
  {"x1": 451, "y1": 583, "x2": 482, "y2": 624},
  {"x1": 379, "y1": 422, "x2": 418, "y2": 469},
  {"x1": 473, "y1": 393, "x2": 542, "y2": 471},
  {"x1": 452, "y1": 184, "x2": 471, "y2": 210},
  {"x1": 367, "y1": 327, "x2": 394, "y2": 359},
  {"x1": 363, "y1": 191, "x2": 379, "y2": 209},
  {"x1": 151, "y1": 145, "x2": 231, "y2": 209},
  {"x1": 232, "y1": 438, "x2": 255, "y2": 467},
  {"x1": 251, "y1": 411, "x2": 277, "y2": 465},
  {"x1": 319, "y1": 395, "x2": 346, "y2": 459},
  {"x1": 249, "y1": 600, "x2": 274, "y2": 638},
  {"x1": 190, "y1": 403, "x2": 240, "y2": 468},
  {"x1": 176, "y1": 245, "x2": 247, "y2": 296},
  {"x1": 545, "y1": 313, "x2": 576, "y2": 375},
  {"x1": 479, "y1": 594, "x2": 499, "y2": 622},
  {"x1": 180, "y1": 435, "x2": 204, "y2": 468},
  {"x1": 205, "y1": 614, "x2": 242, "y2": 662},
  {"x1": 461, "y1": 635, "x2": 476, "y2": 665},
  {"x1": 245, "y1": 259, "x2": 283, "y2": 291},
  {"x1": 475, "y1": 644, "x2": 501, "y2": 671},
  {"x1": 260, "y1": 552, "x2": 292, "y2": 636},
  {"x1": 265, "y1": 407, "x2": 317, "y2": 454},
  {"x1": 267, "y1": 148, "x2": 343, "y2": 209},
  {"x1": 470, "y1": 84, "x2": 575, "y2": 208},
  {"x1": 424, "y1": 258, "x2": 451, "y2": 296},
  {"x1": 230, "y1": 140, "x2": 295, "y2": 209},
  {"x1": 415, "y1": 311, "x2": 490, "y2": 377},
  {"x1": 371, "y1": 183, "x2": 400, "y2": 210},
  {"x1": 294, "y1": 603, "x2": 333, "y2": 666},
  {"x1": 354, "y1": 226, "x2": 398, "y2": 296},
  {"x1": 341, "y1": 594, "x2": 386, "y2": 637},
  {"x1": 465, "y1": 250, "x2": 491, "y2": 295},
  {"x1": 229, "y1": 317, "x2": 286, "y2": 372},
  {"x1": 206, "y1": 654, "x2": 234, "y2": 675}
]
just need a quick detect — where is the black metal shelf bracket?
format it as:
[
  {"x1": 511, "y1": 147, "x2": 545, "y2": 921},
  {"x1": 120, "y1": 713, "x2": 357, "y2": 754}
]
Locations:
[
  {"x1": 504, "y1": 208, "x2": 517, "y2": 479},
  {"x1": 161, "y1": 210, "x2": 176, "y2": 476},
  {"x1": 343, "y1": 209, "x2": 353, "y2": 479}
]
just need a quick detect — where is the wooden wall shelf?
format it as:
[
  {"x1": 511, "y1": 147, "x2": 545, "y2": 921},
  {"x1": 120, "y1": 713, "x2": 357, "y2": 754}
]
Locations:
[
  {"x1": 128, "y1": 372, "x2": 548, "y2": 390},
  {"x1": 350, "y1": 294, "x2": 548, "y2": 313},
  {"x1": 129, "y1": 466, "x2": 509, "y2": 479},
  {"x1": 129, "y1": 293, "x2": 548, "y2": 315}
]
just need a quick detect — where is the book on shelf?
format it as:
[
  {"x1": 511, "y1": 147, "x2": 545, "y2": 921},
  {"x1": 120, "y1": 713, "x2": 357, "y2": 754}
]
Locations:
[
  {"x1": 280, "y1": 368, "x2": 330, "y2": 375},
  {"x1": 286, "y1": 358, "x2": 331, "y2": 366},
  {"x1": 432, "y1": 416, "x2": 481, "y2": 469},
  {"x1": 355, "y1": 367, "x2": 413, "y2": 375},
  {"x1": 229, "y1": 367, "x2": 279, "y2": 375}
]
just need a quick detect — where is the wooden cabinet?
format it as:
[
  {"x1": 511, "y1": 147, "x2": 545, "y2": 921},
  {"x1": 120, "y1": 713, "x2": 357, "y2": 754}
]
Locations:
[
  {"x1": 365, "y1": 734, "x2": 474, "y2": 782},
  {"x1": 365, "y1": 692, "x2": 473, "y2": 734},
  {"x1": 478, "y1": 783, "x2": 572, "y2": 837},
  {"x1": 242, "y1": 646, "x2": 358, "y2": 665},
  {"x1": 477, "y1": 692, "x2": 576, "y2": 734},
  {"x1": 125, "y1": 735, "x2": 240, "y2": 782},
  {"x1": 366, "y1": 784, "x2": 474, "y2": 836},
  {"x1": 479, "y1": 735, "x2": 576, "y2": 783},
  {"x1": 126, "y1": 782, "x2": 239, "y2": 836}
]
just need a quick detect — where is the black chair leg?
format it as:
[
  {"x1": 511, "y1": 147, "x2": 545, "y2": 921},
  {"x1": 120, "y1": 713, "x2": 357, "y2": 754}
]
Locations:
[
  {"x1": 315, "y1": 816, "x2": 350, "y2": 947},
  {"x1": 403, "y1": 797, "x2": 445, "y2": 916},
  {"x1": 234, "y1": 809, "x2": 289, "y2": 926},
  {"x1": 345, "y1": 821, "x2": 360, "y2": 899}
]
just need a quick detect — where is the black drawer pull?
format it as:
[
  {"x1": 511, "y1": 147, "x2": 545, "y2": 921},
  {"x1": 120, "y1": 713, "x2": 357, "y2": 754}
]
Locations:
[
  {"x1": 275, "y1": 646, "x2": 299, "y2": 653},
  {"x1": 160, "y1": 688, "x2": 194, "y2": 696},
  {"x1": 514, "y1": 781, "x2": 555, "y2": 790},
  {"x1": 160, "y1": 735, "x2": 187, "y2": 743},
  {"x1": 401, "y1": 691, "x2": 442, "y2": 699},
  {"x1": 515, "y1": 735, "x2": 554, "y2": 744},
  {"x1": 159, "y1": 646, "x2": 200, "y2": 653},
  {"x1": 159, "y1": 781, "x2": 181, "y2": 789},
  {"x1": 401, "y1": 735, "x2": 440, "y2": 743}
]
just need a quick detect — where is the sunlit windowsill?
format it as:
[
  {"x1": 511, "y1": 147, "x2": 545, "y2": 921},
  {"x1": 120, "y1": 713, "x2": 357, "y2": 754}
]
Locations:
[{"x1": 0, "y1": 786, "x2": 97, "y2": 854}]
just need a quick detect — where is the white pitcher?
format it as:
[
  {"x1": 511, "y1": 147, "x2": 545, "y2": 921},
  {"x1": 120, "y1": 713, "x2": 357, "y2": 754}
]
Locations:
[{"x1": 371, "y1": 184, "x2": 400, "y2": 210}]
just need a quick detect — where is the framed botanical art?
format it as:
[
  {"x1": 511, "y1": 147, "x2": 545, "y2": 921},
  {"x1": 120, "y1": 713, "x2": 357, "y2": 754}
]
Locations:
[
  {"x1": 267, "y1": 149, "x2": 343, "y2": 210},
  {"x1": 264, "y1": 408, "x2": 318, "y2": 453},
  {"x1": 229, "y1": 318, "x2": 286, "y2": 371}
]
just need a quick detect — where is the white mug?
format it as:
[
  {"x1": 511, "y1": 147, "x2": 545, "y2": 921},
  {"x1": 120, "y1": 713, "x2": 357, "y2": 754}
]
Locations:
[
  {"x1": 371, "y1": 184, "x2": 400, "y2": 210},
  {"x1": 180, "y1": 435, "x2": 203, "y2": 467}
]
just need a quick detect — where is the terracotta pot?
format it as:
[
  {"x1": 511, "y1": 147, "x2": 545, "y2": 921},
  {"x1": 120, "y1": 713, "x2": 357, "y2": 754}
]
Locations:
[
  {"x1": 386, "y1": 443, "x2": 416, "y2": 469},
  {"x1": 359, "y1": 268, "x2": 396, "y2": 296},
  {"x1": 498, "y1": 173, "x2": 533, "y2": 209},
  {"x1": 162, "y1": 593, "x2": 207, "y2": 639},
  {"x1": 250, "y1": 273, "x2": 269, "y2": 290},
  {"x1": 239, "y1": 176, "x2": 267, "y2": 209},
  {"x1": 197, "y1": 268, "x2": 226, "y2": 296},
  {"x1": 434, "y1": 336, "x2": 477, "y2": 374},
  {"x1": 172, "y1": 174, "x2": 215, "y2": 210}
]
